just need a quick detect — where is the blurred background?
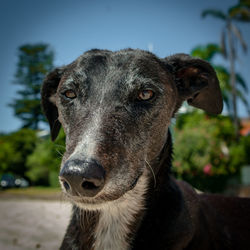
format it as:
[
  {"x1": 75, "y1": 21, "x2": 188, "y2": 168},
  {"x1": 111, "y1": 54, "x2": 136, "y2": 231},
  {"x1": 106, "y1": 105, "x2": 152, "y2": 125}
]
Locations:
[{"x1": 0, "y1": 0, "x2": 250, "y2": 249}]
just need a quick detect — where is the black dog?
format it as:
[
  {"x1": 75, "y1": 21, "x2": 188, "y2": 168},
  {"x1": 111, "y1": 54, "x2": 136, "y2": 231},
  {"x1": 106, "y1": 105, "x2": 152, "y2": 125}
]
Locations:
[{"x1": 42, "y1": 49, "x2": 250, "y2": 250}]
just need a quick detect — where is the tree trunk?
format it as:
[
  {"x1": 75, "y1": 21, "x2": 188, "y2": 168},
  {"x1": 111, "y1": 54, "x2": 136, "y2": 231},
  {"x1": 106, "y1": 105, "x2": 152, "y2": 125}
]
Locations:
[{"x1": 227, "y1": 21, "x2": 239, "y2": 139}]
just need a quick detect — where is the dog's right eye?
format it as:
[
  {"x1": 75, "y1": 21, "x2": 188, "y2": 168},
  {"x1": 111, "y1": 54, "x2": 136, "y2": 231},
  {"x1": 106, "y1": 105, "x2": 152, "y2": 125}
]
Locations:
[
  {"x1": 63, "y1": 90, "x2": 77, "y2": 99},
  {"x1": 137, "y1": 89, "x2": 155, "y2": 101}
]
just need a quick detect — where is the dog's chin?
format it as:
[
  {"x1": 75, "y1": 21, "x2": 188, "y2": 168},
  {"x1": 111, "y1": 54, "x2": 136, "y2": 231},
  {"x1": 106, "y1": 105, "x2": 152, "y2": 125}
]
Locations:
[
  {"x1": 62, "y1": 175, "x2": 142, "y2": 211},
  {"x1": 62, "y1": 191, "x2": 127, "y2": 211}
]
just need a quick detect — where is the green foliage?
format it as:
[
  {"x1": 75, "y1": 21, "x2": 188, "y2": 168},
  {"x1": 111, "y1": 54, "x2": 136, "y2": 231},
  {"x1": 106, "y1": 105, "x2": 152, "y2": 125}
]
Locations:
[
  {"x1": 0, "y1": 127, "x2": 65, "y2": 187},
  {"x1": 191, "y1": 44, "x2": 221, "y2": 61},
  {"x1": 9, "y1": 44, "x2": 54, "y2": 129},
  {"x1": 229, "y1": 0, "x2": 250, "y2": 22},
  {"x1": 0, "y1": 129, "x2": 37, "y2": 177},
  {"x1": 173, "y1": 111, "x2": 249, "y2": 192},
  {"x1": 201, "y1": 1, "x2": 250, "y2": 136},
  {"x1": 201, "y1": 9, "x2": 226, "y2": 20},
  {"x1": 191, "y1": 44, "x2": 249, "y2": 115},
  {"x1": 202, "y1": 1, "x2": 250, "y2": 24},
  {"x1": 26, "y1": 129, "x2": 65, "y2": 187},
  {"x1": 230, "y1": 135, "x2": 250, "y2": 167}
]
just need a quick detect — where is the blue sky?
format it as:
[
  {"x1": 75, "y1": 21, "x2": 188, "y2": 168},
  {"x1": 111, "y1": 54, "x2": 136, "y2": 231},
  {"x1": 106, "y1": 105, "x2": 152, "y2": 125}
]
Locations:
[{"x1": 0, "y1": 0, "x2": 249, "y2": 133}]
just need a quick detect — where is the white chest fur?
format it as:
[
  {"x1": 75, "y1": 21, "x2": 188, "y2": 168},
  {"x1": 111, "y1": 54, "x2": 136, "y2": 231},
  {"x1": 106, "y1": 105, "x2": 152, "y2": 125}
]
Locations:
[{"x1": 93, "y1": 175, "x2": 148, "y2": 250}]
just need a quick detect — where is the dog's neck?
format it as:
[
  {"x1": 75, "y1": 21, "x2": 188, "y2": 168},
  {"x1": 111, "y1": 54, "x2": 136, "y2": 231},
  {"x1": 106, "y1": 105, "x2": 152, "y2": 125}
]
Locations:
[
  {"x1": 153, "y1": 130, "x2": 173, "y2": 186},
  {"x1": 61, "y1": 130, "x2": 182, "y2": 250}
]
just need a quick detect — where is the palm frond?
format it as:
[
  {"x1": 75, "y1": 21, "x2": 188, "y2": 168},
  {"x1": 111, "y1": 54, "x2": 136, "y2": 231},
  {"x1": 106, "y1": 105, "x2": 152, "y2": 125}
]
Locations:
[
  {"x1": 240, "y1": 0, "x2": 250, "y2": 8},
  {"x1": 222, "y1": 92, "x2": 231, "y2": 112},
  {"x1": 236, "y1": 89, "x2": 249, "y2": 110},
  {"x1": 214, "y1": 66, "x2": 231, "y2": 92},
  {"x1": 236, "y1": 73, "x2": 248, "y2": 92},
  {"x1": 201, "y1": 9, "x2": 227, "y2": 20},
  {"x1": 229, "y1": 4, "x2": 250, "y2": 22},
  {"x1": 191, "y1": 44, "x2": 221, "y2": 61},
  {"x1": 214, "y1": 65, "x2": 230, "y2": 79},
  {"x1": 231, "y1": 23, "x2": 248, "y2": 52},
  {"x1": 220, "y1": 28, "x2": 227, "y2": 58}
]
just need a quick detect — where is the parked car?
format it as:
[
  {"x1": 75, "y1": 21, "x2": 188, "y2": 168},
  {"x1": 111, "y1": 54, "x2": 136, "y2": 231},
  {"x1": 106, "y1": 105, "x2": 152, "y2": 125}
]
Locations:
[
  {"x1": 0, "y1": 174, "x2": 29, "y2": 188},
  {"x1": 14, "y1": 177, "x2": 29, "y2": 188}
]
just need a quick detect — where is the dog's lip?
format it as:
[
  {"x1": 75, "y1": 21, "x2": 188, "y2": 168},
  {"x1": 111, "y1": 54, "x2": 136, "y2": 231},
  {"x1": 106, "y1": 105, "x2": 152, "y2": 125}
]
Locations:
[
  {"x1": 61, "y1": 172, "x2": 144, "y2": 206},
  {"x1": 62, "y1": 180, "x2": 141, "y2": 206},
  {"x1": 130, "y1": 175, "x2": 140, "y2": 190},
  {"x1": 62, "y1": 191, "x2": 99, "y2": 204}
]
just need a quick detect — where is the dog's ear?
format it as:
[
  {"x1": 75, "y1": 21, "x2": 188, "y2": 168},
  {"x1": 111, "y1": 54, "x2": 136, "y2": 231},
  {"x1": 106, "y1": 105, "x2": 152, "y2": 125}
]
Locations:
[
  {"x1": 41, "y1": 67, "x2": 64, "y2": 141},
  {"x1": 164, "y1": 54, "x2": 223, "y2": 114}
]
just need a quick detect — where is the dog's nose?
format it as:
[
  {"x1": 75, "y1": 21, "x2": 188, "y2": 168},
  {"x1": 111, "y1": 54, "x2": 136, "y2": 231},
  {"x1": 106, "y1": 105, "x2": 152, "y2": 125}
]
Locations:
[{"x1": 59, "y1": 159, "x2": 105, "y2": 197}]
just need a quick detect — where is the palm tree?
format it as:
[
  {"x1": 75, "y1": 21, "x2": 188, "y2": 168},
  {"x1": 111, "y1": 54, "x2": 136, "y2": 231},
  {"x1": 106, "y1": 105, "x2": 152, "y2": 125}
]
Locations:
[
  {"x1": 191, "y1": 44, "x2": 249, "y2": 116},
  {"x1": 202, "y1": 0, "x2": 250, "y2": 137}
]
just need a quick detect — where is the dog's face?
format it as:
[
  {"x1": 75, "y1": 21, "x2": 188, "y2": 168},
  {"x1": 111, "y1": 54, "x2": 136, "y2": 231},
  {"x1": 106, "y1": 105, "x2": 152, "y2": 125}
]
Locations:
[{"x1": 42, "y1": 49, "x2": 222, "y2": 209}]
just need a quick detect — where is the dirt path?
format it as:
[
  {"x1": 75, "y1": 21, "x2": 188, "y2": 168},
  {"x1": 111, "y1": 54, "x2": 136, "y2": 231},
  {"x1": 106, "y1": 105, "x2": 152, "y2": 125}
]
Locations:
[{"x1": 0, "y1": 199, "x2": 71, "y2": 250}]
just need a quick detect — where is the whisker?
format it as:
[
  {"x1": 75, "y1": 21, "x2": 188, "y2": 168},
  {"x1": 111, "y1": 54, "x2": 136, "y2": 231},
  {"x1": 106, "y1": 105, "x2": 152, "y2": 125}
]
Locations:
[
  {"x1": 55, "y1": 149, "x2": 64, "y2": 157},
  {"x1": 54, "y1": 144, "x2": 66, "y2": 149},
  {"x1": 145, "y1": 160, "x2": 157, "y2": 188},
  {"x1": 79, "y1": 208, "x2": 84, "y2": 229}
]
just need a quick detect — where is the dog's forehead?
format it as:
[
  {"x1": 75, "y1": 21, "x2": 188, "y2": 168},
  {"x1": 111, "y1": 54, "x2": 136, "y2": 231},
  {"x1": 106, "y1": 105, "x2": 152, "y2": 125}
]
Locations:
[{"x1": 67, "y1": 49, "x2": 166, "y2": 85}]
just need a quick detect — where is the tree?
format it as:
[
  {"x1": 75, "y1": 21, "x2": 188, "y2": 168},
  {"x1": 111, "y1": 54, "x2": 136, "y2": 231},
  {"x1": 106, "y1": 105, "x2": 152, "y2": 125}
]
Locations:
[
  {"x1": 0, "y1": 129, "x2": 38, "y2": 177},
  {"x1": 191, "y1": 43, "x2": 249, "y2": 116},
  {"x1": 202, "y1": 0, "x2": 250, "y2": 137},
  {"x1": 9, "y1": 44, "x2": 54, "y2": 129}
]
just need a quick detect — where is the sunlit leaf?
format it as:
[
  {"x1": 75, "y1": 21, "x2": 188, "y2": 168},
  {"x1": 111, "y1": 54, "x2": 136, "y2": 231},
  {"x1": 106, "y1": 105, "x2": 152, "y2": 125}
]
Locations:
[{"x1": 191, "y1": 44, "x2": 221, "y2": 61}]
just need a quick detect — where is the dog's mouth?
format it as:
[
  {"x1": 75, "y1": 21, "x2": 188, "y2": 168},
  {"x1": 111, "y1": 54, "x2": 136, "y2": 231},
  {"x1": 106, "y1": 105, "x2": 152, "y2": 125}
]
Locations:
[{"x1": 130, "y1": 175, "x2": 140, "y2": 189}]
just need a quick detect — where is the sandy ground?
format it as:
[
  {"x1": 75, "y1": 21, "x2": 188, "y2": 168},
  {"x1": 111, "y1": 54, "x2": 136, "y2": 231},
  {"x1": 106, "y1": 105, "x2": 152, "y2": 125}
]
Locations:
[
  {"x1": 1, "y1": 188, "x2": 249, "y2": 250},
  {"x1": 0, "y1": 199, "x2": 72, "y2": 250}
]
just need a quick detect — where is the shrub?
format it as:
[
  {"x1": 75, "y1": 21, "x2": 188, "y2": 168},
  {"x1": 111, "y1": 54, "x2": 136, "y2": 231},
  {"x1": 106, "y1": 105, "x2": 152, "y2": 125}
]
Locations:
[
  {"x1": 173, "y1": 111, "x2": 246, "y2": 192},
  {"x1": 26, "y1": 129, "x2": 65, "y2": 187}
]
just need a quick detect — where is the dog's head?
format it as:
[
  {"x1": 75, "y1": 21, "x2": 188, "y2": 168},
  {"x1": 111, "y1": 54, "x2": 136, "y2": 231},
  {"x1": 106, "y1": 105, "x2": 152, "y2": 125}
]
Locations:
[{"x1": 41, "y1": 49, "x2": 222, "y2": 209}]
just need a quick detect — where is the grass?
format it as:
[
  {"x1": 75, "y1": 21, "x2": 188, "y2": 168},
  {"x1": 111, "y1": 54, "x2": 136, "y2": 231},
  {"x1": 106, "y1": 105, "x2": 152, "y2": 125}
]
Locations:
[{"x1": 0, "y1": 186, "x2": 63, "y2": 200}]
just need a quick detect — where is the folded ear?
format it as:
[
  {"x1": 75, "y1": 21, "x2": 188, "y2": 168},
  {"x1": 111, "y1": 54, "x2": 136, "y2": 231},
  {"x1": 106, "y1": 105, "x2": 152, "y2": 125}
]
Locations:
[
  {"x1": 164, "y1": 54, "x2": 223, "y2": 114},
  {"x1": 41, "y1": 67, "x2": 64, "y2": 141}
]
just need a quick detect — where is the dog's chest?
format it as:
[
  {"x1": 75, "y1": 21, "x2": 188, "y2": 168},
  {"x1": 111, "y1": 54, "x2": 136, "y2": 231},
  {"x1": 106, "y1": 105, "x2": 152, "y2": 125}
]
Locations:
[{"x1": 93, "y1": 208, "x2": 131, "y2": 250}]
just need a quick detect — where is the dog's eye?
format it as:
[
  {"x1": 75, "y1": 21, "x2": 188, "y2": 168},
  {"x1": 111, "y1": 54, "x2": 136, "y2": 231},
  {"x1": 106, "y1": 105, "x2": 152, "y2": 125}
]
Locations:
[
  {"x1": 64, "y1": 90, "x2": 76, "y2": 99},
  {"x1": 137, "y1": 90, "x2": 154, "y2": 101}
]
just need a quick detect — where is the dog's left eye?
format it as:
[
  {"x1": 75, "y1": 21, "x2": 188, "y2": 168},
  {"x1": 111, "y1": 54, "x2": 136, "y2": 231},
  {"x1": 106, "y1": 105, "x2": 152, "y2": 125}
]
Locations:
[
  {"x1": 137, "y1": 90, "x2": 154, "y2": 101},
  {"x1": 63, "y1": 90, "x2": 77, "y2": 99}
]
